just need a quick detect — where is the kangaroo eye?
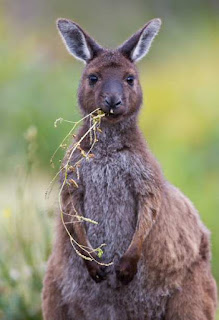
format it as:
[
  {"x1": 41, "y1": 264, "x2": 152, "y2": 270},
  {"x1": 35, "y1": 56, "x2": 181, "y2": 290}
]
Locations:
[
  {"x1": 88, "y1": 74, "x2": 98, "y2": 86},
  {"x1": 126, "y1": 75, "x2": 135, "y2": 86}
]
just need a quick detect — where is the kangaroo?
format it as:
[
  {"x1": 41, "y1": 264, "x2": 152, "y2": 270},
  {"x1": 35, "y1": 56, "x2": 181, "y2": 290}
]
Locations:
[{"x1": 42, "y1": 18, "x2": 217, "y2": 320}]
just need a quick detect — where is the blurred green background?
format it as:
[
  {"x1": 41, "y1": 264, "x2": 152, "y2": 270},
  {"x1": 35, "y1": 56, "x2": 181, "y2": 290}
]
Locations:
[{"x1": 0, "y1": 0, "x2": 218, "y2": 318}]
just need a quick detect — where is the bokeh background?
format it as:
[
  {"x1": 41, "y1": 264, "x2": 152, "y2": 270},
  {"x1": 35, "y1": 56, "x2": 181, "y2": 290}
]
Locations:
[{"x1": 0, "y1": 0, "x2": 218, "y2": 318}]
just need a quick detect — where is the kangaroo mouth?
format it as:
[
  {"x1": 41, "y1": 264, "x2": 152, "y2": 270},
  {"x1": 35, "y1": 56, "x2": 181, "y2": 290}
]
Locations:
[
  {"x1": 105, "y1": 112, "x2": 120, "y2": 118},
  {"x1": 100, "y1": 108, "x2": 124, "y2": 120}
]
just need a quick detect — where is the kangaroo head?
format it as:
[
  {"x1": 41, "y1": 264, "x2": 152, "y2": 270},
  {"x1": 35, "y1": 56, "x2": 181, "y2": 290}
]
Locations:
[{"x1": 57, "y1": 18, "x2": 161, "y2": 123}]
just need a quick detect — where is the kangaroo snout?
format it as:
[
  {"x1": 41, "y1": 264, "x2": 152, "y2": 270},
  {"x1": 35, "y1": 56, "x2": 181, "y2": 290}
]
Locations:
[{"x1": 103, "y1": 95, "x2": 122, "y2": 114}]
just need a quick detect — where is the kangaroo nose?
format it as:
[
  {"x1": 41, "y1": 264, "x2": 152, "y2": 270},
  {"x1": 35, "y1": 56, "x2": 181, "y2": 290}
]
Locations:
[{"x1": 104, "y1": 96, "x2": 122, "y2": 109}]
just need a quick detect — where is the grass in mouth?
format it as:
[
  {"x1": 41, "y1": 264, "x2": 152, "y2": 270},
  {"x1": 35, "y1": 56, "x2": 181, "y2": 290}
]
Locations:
[{"x1": 46, "y1": 108, "x2": 113, "y2": 266}]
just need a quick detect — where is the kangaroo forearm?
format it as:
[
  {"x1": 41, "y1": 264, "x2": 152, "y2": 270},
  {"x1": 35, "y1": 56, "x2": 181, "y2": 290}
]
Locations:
[
  {"x1": 61, "y1": 189, "x2": 107, "y2": 283},
  {"x1": 125, "y1": 193, "x2": 161, "y2": 260},
  {"x1": 72, "y1": 219, "x2": 93, "y2": 255},
  {"x1": 115, "y1": 200, "x2": 158, "y2": 285},
  {"x1": 125, "y1": 207, "x2": 155, "y2": 260},
  {"x1": 61, "y1": 191, "x2": 93, "y2": 257}
]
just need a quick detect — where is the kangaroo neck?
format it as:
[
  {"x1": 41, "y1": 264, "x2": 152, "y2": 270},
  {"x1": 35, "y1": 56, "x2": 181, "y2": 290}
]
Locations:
[{"x1": 78, "y1": 113, "x2": 141, "y2": 154}]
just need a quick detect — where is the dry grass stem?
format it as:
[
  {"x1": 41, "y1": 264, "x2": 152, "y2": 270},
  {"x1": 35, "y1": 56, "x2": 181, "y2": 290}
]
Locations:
[{"x1": 47, "y1": 109, "x2": 113, "y2": 266}]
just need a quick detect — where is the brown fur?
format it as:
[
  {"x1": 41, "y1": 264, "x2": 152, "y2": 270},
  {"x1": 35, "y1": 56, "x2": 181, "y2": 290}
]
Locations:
[{"x1": 42, "y1": 19, "x2": 218, "y2": 319}]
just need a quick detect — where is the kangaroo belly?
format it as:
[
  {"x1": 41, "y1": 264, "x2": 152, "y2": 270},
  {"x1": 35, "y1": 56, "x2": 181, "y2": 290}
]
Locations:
[
  {"x1": 82, "y1": 154, "x2": 137, "y2": 262},
  {"x1": 59, "y1": 153, "x2": 170, "y2": 320}
]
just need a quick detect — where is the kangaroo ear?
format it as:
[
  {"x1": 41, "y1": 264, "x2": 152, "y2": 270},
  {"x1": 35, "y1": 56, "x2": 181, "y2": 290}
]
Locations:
[
  {"x1": 57, "y1": 19, "x2": 103, "y2": 63},
  {"x1": 118, "y1": 18, "x2": 161, "y2": 62}
]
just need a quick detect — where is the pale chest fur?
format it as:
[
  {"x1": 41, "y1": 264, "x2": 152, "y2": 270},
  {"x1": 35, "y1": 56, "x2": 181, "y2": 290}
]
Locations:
[
  {"x1": 59, "y1": 125, "x2": 182, "y2": 319},
  {"x1": 80, "y1": 149, "x2": 142, "y2": 263},
  {"x1": 60, "y1": 146, "x2": 171, "y2": 319}
]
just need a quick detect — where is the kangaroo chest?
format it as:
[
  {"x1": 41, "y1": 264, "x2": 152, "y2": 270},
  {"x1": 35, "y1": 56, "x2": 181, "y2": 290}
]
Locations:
[
  {"x1": 62, "y1": 148, "x2": 170, "y2": 320},
  {"x1": 81, "y1": 150, "x2": 139, "y2": 262}
]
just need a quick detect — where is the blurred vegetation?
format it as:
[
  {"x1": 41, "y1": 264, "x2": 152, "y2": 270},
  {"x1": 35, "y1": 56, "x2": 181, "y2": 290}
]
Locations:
[{"x1": 0, "y1": 0, "x2": 218, "y2": 318}]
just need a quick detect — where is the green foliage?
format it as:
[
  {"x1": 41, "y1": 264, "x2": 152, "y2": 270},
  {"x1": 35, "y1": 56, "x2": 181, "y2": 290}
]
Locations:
[{"x1": 0, "y1": 128, "x2": 53, "y2": 319}]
